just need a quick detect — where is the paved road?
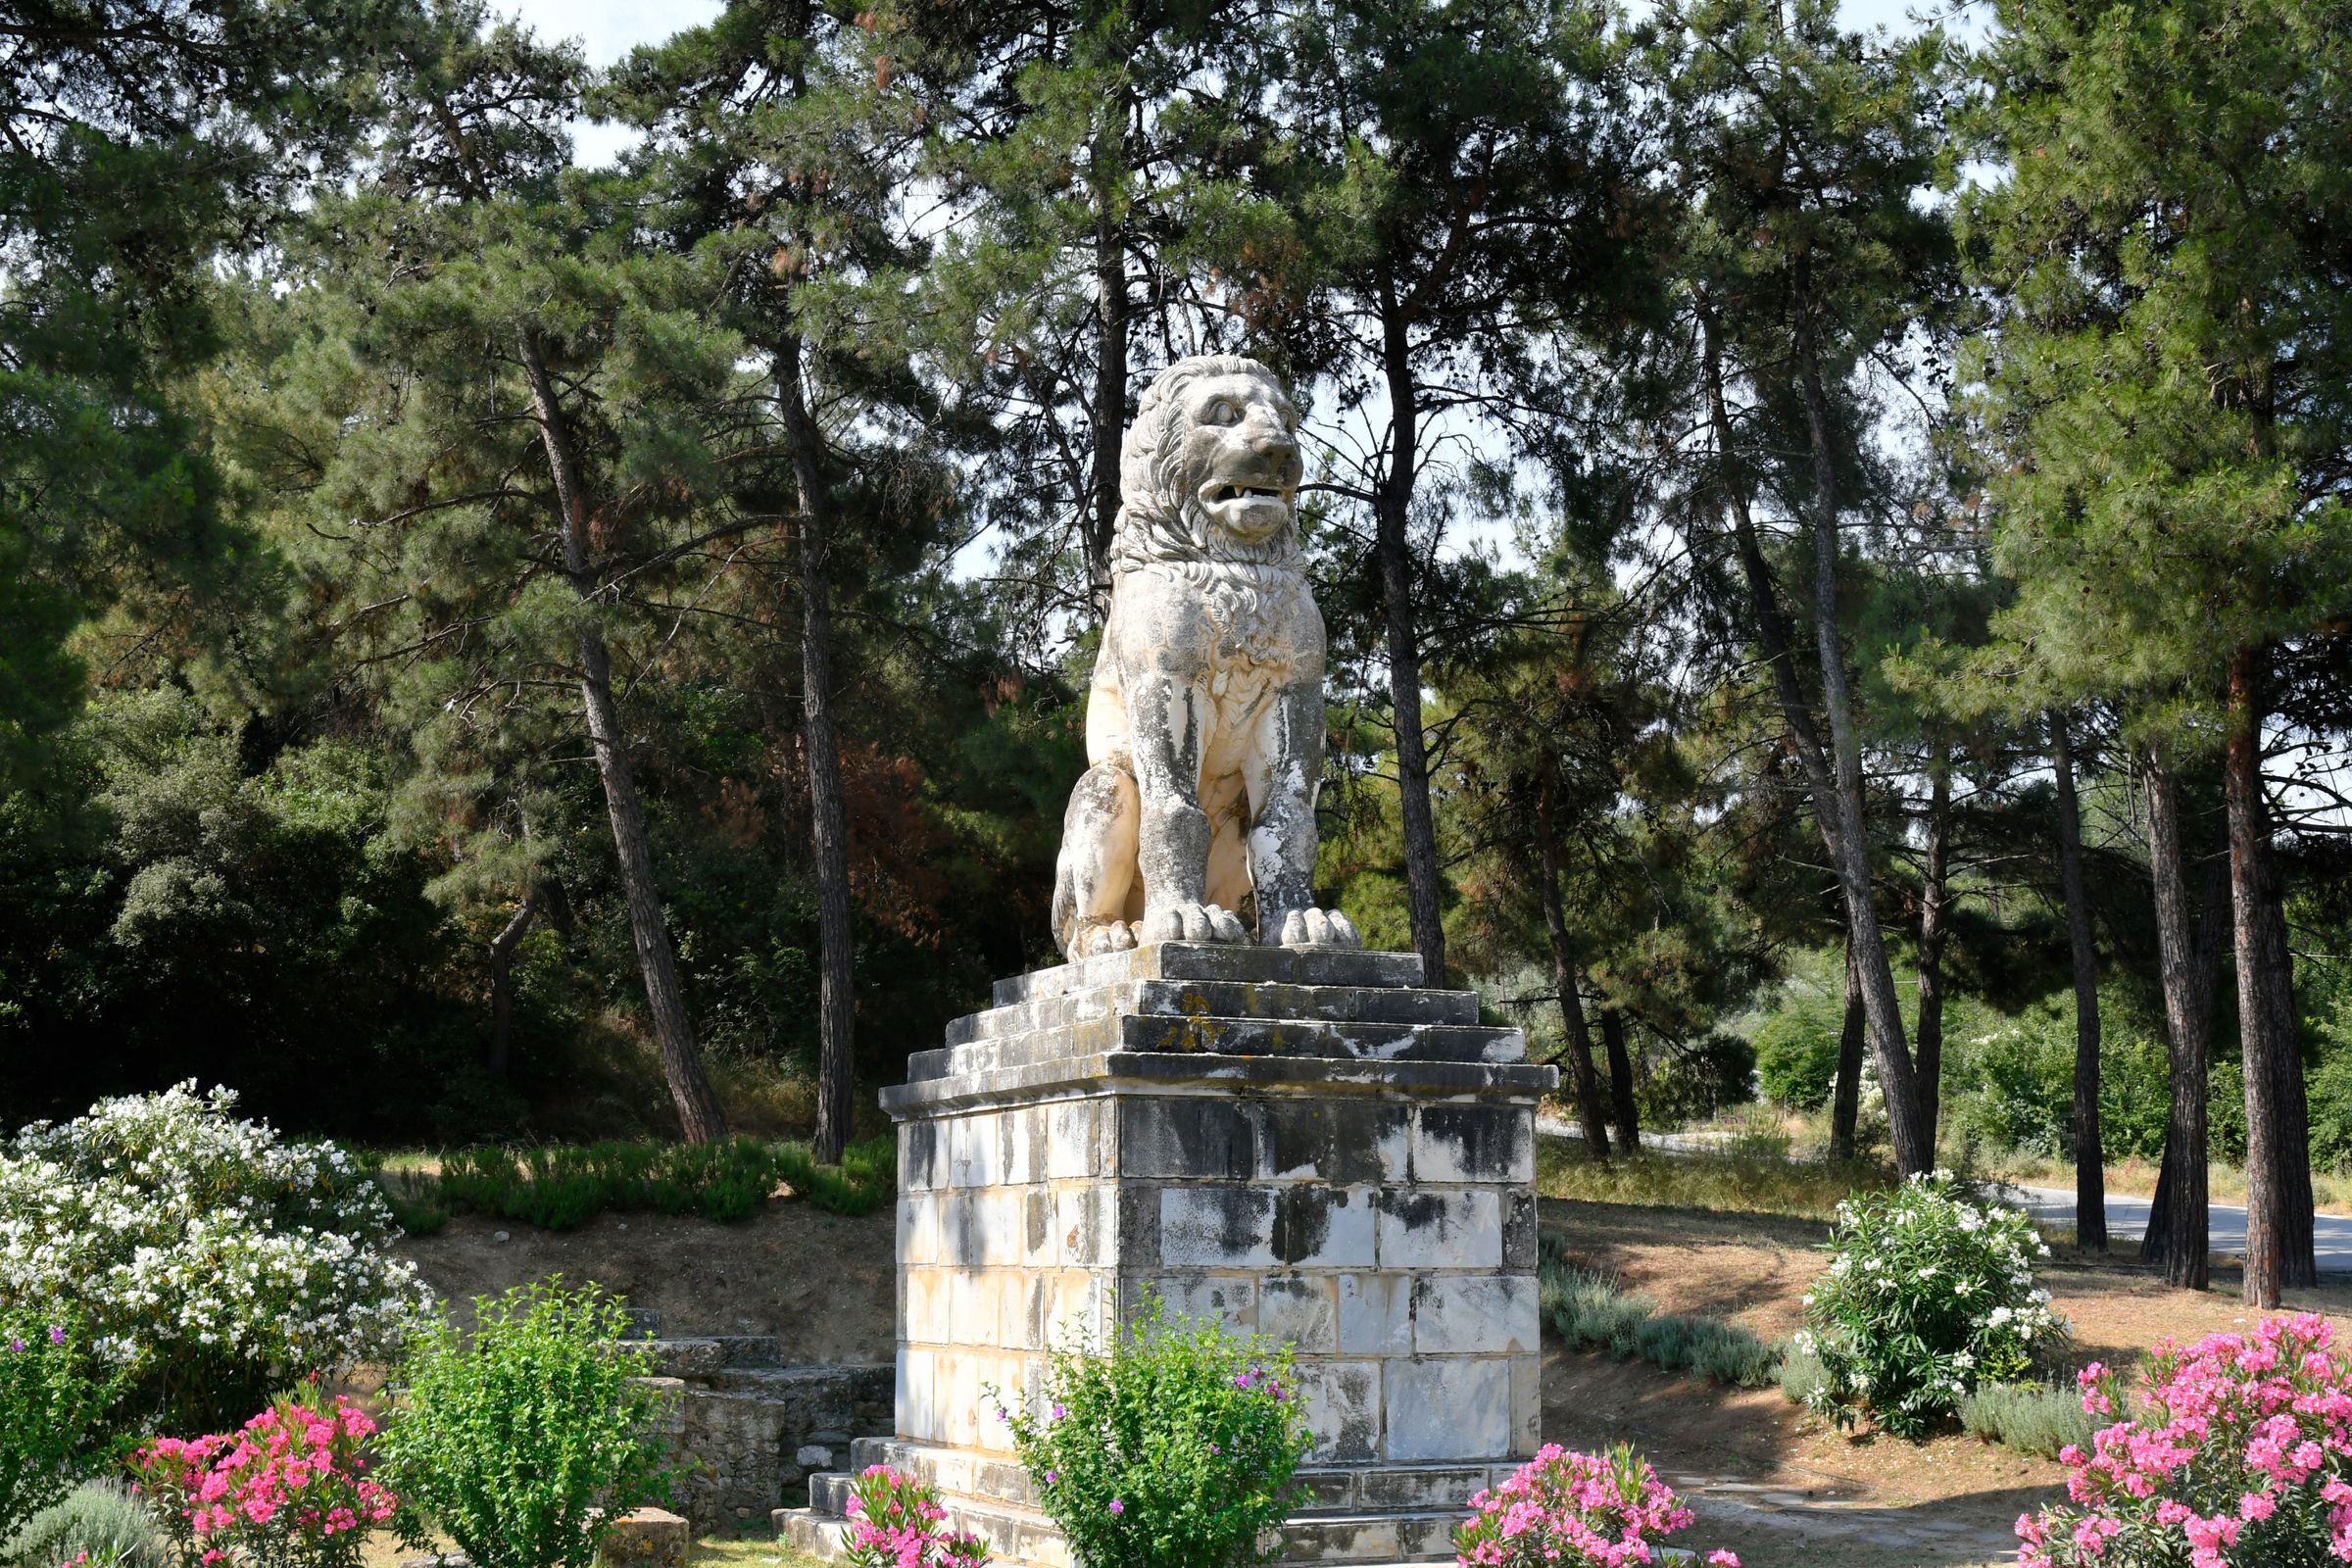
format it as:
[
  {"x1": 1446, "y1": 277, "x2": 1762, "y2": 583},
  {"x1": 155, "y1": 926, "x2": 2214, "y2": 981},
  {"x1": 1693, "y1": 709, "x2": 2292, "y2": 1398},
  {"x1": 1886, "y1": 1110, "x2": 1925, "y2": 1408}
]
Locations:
[
  {"x1": 1996, "y1": 1183, "x2": 2352, "y2": 1275},
  {"x1": 1536, "y1": 1117, "x2": 2352, "y2": 1274}
]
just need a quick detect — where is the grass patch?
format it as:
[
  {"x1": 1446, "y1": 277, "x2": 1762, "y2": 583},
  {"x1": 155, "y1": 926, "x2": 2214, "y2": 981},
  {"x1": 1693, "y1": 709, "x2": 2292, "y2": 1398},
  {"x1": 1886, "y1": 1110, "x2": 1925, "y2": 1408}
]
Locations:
[
  {"x1": 1537, "y1": 1234, "x2": 1783, "y2": 1389},
  {"x1": 366, "y1": 1135, "x2": 895, "y2": 1234},
  {"x1": 1956, "y1": 1381, "x2": 2098, "y2": 1459},
  {"x1": 1538, "y1": 1140, "x2": 1894, "y2": 1222}
]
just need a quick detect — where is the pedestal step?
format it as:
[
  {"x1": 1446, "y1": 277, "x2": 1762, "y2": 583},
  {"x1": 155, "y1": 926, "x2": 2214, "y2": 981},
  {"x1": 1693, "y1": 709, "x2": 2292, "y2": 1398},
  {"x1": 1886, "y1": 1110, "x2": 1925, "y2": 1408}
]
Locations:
[
  {"x1": 776, "y1": 1493, "x2": 1457, "y2": 1566},
  {"x1": 950, "y1": 977, "x2": 1482, "y2": 1048},
  {"x1": 913, "y1": 1012, "x2": 1521, "y2": 1083},
  {"x1": 992, "y1": 943, "x2": 1424, "y2": 1008}
]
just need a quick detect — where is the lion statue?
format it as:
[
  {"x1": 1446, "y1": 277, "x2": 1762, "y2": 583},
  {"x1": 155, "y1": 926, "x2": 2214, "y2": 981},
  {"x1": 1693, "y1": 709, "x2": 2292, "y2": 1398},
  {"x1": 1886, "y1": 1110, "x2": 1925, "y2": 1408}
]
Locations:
[{"x1": 1050, "y1": 355, "x2": 1360, "y2": 958}]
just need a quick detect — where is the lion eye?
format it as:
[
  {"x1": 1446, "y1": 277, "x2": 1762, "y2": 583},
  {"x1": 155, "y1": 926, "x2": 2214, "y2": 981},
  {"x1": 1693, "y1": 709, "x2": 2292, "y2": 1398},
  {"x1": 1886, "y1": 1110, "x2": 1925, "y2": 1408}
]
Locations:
[{"x1": 1203, "y1": 400, "x2": 1239, "y2": 424}]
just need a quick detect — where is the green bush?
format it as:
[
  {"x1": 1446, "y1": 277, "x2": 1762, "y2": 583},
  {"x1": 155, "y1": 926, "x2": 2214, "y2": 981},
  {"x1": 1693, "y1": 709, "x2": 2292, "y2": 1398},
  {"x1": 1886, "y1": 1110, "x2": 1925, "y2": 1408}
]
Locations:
[
  {"x1": 1538, "y1": 1259, "x2": 1655, "y2": 1360},
  {"x1": 0, "y1": 1315, "x2": 123, "y2": 1549},
  {"x1": 1795, "y1": 1171, "x2": 2071, "y2": 1437},
  {"x1": 1956, "y1": 1381, "x2": 2098, "y2": 1460},
  {"x1": 1778, "y1": 1344, "x2": 1831, "y2": 1407},
  {"x1": 1634, "y1": 1313, "x2": 1782, "y2": 1390},
  {"x1": 1751, "y1": 992, "x2": 1843, "y2": 1110},
  {"x1": 993, "y1": 1292, "x2": 1310, "y2": 1568},
  {"x1": 6, "y1": 1480, "x2": 168, "y2": 1568},
  {"x1": 378, "y1": 1283, "x2": 676, "y2": 1568}
]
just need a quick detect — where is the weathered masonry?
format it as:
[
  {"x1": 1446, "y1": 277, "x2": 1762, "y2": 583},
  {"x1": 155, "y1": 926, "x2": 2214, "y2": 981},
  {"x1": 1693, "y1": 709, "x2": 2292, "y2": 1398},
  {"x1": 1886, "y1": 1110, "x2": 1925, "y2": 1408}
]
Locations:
[{"x1": 779, "y1": 941, "x2": 1557, "y2": 1565}]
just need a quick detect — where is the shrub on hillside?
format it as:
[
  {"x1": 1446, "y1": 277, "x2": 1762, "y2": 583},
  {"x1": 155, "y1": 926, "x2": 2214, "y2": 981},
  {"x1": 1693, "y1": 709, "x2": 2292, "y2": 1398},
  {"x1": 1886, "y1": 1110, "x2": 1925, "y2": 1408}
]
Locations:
[
  {"x1": 1955, "y1": 1381, "x2": 2097, "y2": 1460},
  {"x1": 1538, "y1": 1241, "x2": 1782, "y2": 1390},
  {"x1": 1793, "y1": 1171, "x2": 2068, "y2": 1437},
  {"x1": 1453, "y1": 1444, "x2": 1739, "y2": 1567},
  {"x1": 992, "y1": 1293, "x2": 1310, "y2": 1568},
  {"x1": 1752, "y1": 1007, "x2": 1840, "y2": 1110},
  {"x1": 2019, "y1": 1314, "x2": 2352, "y2": 1568},
  {"x1": 377, "y1": 1282, "x2": 674, "y2": 1568},
  {"x1": 7, "y1": 1480, "x2": 168, "y2": 1568},
  {"x1": 0, "y1": 1085, "x2": 427, "y2": 1434}
]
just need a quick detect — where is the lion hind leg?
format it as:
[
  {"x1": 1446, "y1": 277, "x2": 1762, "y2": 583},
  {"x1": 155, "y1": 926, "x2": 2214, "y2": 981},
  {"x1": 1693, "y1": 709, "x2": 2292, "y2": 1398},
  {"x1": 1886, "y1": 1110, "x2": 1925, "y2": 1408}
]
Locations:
[{"x1": 1053, "y1": 762, "x2": 1142, "y2": 959}]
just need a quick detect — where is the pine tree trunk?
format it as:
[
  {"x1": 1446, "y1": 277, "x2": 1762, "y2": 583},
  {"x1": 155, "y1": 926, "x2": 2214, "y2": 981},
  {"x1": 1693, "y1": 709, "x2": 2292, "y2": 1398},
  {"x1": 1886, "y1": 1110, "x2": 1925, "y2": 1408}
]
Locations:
[
  {"x1": 517, "y1": 327, "x2": 728, "y2": 1145},
  {"x1": 1085, "y1": 110, "x2": 1127, "y2": 619},
  {"x1": 1830, "y1": 940, "x2": 1865, "y2": 1163},
  {"x1": 2141, "y1": 751, "x2": 2211, "y2": 1288},
  {"x1": 1377, "y1": 281, "x2": 1445, "y2": 983},
  {"x1": 2050, "y1": 710, "x2": 2106, "y2": 1250},
  {"x1": 486, "y1": 886, "x2": 541, "y2": 1081},
  {"x1": 1916, "y1": 758, "x2": 1951, "y2": 1149},
  {"x1": 777, "y1": 332, "x2": 858, "y2": 1166},
  {"x1": 1537, "y1": 774, "x2": 1610, "y2": 1162},
  {"x1": 2228, "y1": 644, "x2": 2314, "y2": 1303},
  {"x1": 1790, "y1": 305, "x2": 1929, "y2": 1175},
  {"x1": 1600, "y1": 1004, "x2": 1641, "y2": 1155},
  {"x1": 2260, "y1": 844, "x2": 2319, "y2": 1288}
]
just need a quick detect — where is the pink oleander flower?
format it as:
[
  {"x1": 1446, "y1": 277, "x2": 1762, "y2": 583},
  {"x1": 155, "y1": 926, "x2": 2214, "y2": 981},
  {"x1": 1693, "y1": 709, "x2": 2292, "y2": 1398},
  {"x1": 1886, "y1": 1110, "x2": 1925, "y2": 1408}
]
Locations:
[
  {"x1": 1451, "y1": 1444, "x2": 1728, "y2": 1568},
  {"x1": 843, "y1": 1465, "x2": 992, "y2": 1568},
  {"x1": 127, "y1": 1394, "x2": 398, "y2": 1568},
  {"x1": 2021, "y1": 1314, "x2": 2352, "y2": 1567}
]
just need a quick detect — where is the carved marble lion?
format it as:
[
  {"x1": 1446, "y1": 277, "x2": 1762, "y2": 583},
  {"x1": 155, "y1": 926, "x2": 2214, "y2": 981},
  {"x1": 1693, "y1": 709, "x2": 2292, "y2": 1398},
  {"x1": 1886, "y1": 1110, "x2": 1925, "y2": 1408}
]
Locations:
[{"x1": 1051, "y1": 355, "x2": 1360, "y2": 959}]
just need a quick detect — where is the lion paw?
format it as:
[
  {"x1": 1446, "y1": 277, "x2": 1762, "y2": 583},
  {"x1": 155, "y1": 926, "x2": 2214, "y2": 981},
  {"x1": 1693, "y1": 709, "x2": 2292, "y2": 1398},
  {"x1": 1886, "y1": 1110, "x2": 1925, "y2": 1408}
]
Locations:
[
  {"x1": 1140, "y1": 902, "x2": 1250, "y2": 946},
  {"x1": 1275, "y1": 907, "x2": 1359, "y2": 950},
  {"x1": 1068, "y1": 918, "x2": 1138, "y2": 958}
]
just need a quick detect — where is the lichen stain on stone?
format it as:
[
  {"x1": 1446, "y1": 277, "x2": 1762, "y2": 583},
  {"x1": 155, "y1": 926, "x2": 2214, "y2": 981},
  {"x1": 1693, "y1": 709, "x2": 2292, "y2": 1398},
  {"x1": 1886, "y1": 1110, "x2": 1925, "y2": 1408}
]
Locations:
[
  {"x1": 1384, "y1": 1190, "x2": 1446, "y2": 1234},
  {"x1": 1174, "y1": 990, "x2": 1225, "y2": 1054},
  {"x1": 1270, "y1": 1186, "x2": 1340, "y2": 1263}
]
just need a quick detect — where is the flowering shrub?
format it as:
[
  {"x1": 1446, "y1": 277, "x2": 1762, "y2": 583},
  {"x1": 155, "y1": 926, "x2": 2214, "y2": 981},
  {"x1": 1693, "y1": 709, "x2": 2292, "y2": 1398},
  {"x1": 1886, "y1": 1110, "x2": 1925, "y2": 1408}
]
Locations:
[
  {"x1": 377, "y1": 1281, "x2": 675, "y2": 1568},
  {"x1": 2018, "y1": 1313, "x2": 2352, "y2": 1568},
  {"x1": 0, "y1": 1083, "x2": 431, "y2": 1431},
  {"x1": 991, "y1": 1293, "x2": 1310, "y2": 1568},
  {"x1": 127, "y1": 1393, "x2": 395, "y2": 1568},
  {"x1": 1453, "y1": 1444, "x2": 1740, "y2": 1568},
  {"x1": 841, "y1": 1465, "x2": 988, "y2": 1568},
  {"x1": 0, "y1": 1312, "x2": 124, "y2": 1544},
  {"x1": 1793, "y1": 1170, "x2": 2069, "y2": 1436}
]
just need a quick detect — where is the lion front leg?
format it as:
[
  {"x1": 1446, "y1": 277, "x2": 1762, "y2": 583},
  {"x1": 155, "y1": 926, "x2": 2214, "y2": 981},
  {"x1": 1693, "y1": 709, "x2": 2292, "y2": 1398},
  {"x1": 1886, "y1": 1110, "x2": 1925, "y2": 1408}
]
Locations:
[
  {"x1": 1052, "y1": 762, "x2": 1141, "y2": 958},
  {"x1": 1128, "y1": 670, "x2": 1248, "y2": 946},
  {"x1": 1247, "y1": 679, "x2": 1359, "y2": 950}
]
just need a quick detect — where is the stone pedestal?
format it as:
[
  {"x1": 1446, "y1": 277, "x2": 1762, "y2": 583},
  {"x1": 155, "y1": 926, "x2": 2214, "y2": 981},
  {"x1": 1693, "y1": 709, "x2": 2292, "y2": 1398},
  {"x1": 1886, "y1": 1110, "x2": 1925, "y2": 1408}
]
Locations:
[{"x1": 779, "y1": 943, "x2": 1555, "y2": 1565}]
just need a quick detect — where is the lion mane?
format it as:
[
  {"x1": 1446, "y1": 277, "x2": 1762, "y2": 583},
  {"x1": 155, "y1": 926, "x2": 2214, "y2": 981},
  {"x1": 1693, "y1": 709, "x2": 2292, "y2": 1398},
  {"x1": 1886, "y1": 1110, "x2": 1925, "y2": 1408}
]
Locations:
[{"x1": 1107, "y1": 355, "x2": 1306, "y2": 575}]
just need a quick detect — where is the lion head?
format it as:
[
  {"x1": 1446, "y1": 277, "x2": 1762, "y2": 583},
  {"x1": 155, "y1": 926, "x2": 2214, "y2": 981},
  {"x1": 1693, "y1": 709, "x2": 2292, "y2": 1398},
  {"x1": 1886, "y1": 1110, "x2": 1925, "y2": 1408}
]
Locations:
[{"x1": 1110, "y1": 355, "x2": 1305, "y2": 573}]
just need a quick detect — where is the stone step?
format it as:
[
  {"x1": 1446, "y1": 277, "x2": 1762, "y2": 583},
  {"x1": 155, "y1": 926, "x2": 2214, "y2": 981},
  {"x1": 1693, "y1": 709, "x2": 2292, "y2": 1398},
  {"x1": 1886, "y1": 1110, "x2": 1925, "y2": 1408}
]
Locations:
[
  {"x1": 701, "y1": 1363, "x2": 894, "y2": 1400},
  {"x1": 807, "y1": 1471, "x2": 857, "y2": 1517},
  {"x1": 774, "y1": 1508, "x2": 851, "y2": 1557},
  {"x1": 912, "y1": 1013, "x2": 1523, "y2": 1084},
  {"x1": 948, "y1": 978, "x2": 1482, "y2": 1048},
  {"x1": 993, "y1": 943, "x2": 1424, "y2": 1008},
  {"x1": 640, "y1": 1336, "x2": 782, "y2": 1378}
]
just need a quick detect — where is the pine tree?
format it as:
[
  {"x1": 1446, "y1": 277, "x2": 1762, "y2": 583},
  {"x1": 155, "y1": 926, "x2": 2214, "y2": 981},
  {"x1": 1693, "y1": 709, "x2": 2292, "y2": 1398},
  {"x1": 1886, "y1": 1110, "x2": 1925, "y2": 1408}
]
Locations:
[
  {"x1": 1965, "y1": 0, "x2": 2352, "y2": 1302},
  {"x1": 220, "y1": 3, "x2": 747, "y2": 1141}
]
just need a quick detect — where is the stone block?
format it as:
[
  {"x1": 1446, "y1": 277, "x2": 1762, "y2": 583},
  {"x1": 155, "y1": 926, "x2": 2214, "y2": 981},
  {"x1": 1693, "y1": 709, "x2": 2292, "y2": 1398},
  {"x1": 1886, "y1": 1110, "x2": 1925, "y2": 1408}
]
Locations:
[
  {"x1": 1114, "y1": 1185, "x2": 1160, "y2": 1263},
  {"x1": 901, "y1": 1121, "x2": 940, "y2": 1191},
  {"x1": 1358, "y1": 1465, "x2": 1492, "y2": 1510},
  {"x1": 1336, "y1": 1273, "x2": 1413, "y2": 1355},
  {"x1": 1159, "y1": 1187, "x2": 1273, "y2": 1267},
  {"x1": 1255, "y1": 1274, "x2": 1338, "y2": 1352},
  {"x1": 899, "y1": 1195, "x2": 940, "y2": 1267},
  {"x1": 1297, "y1": 1360, "x2": 1383, "y2": 1462},
  {"x1": 1054, "y1": 1187, "x2": 1110, "y2": 1266},
  {"x1": 947, "y1": 1113, "x2": 1001, "y2": 1188},
  {"x1": 998, "y1": 1103, "x2": 1046, "y2": 1186},
  {"x1": 1510, "y1": 1353, "x2": 1542, "y2": 1457},
  {"x1": 1376, "y1": 1189, "x2": 1501, "y2": 1270},
  {"x1": 1046, "y1": 1099, "x2": 1107, "y2": 1180},
  {"x1": 1502, "y1": 1188, "x2": 1539, "y2": 1271},
  {"x1": 1119, "y1": 1098, "x2": 1256, "y2": 1179},
  {"x1": 1411, "y1": 1276, "x2": 1540, "y2": 1355},
  {"x1": 1150, "y1": 1273, "x2": 1256, "y2": 1332},
  {"x1": 1257, "y1": 1101, "x2": 1409, "y2": 1185},
  {"x1": 1385, "y1": 1357, "x2": 1509, "y2": 1461},
  {"x1": 1269, "y1": 1186, "x2": 1377, "y2": 1267},
  {"x1": 1414, "y1": 1105, "x2": 1534, "y2": 1185}
]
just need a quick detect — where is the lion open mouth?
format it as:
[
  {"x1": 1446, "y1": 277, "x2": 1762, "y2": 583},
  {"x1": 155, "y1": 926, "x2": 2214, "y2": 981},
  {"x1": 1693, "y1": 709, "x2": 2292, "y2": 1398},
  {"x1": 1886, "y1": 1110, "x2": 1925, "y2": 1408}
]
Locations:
[{"x1": 1201, "y1": 482, "x2": 1290, "y2": 505}]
